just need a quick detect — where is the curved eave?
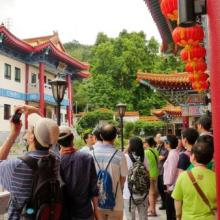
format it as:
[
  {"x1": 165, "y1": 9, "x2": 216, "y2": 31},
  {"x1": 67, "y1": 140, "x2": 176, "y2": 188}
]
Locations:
[
  {"x1": 0, "y1": 25, "x2": 33, "y2": 53},
  {"x1": 152, "y1": 109, "x2": 182, "y2": 117},
  {"x1": 34, "y1": 42, "x2": 89, "y2": 70},
  {"x1": 0, "y1": 25, "x2": 89, "y2": 71},
  {"x1": 143, "y1": 0, "x2": 174, "y2": 52},
  {"x1": 137, "y1": 72, "x2": 192, "y2": 90},
  {"x1": 77, "y1": 71, "x2": 91, "y2": 78}
]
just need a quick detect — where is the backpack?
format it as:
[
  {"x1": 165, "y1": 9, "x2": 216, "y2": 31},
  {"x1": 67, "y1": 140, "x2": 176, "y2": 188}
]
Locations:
[
  {"x1": 93, "y1": 150, "x2": 118, "y2": 210},
  {"x1": 127, "y1": 153, "x2": 150, "y2": 209},
  {"x1": 19, "y1": 154, "x2": 62, "y2": 220}
]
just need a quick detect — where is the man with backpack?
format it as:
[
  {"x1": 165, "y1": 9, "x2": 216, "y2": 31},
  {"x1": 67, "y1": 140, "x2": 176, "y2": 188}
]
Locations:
[
  {"x1": 58, "y1": 125, "x2": 100, "y2": 220},
  {"x1": 92, "y1": 124, "x2": 128, "y2": 220},
  {"x1": 0, "y1": 105, "x2": 61, "y2": 220}
]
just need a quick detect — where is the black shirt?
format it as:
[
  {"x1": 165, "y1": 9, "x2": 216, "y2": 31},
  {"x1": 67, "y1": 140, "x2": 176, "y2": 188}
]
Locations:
[
  {"x1": 60, "y1": 151, "x2": 98, "y2": 218},
  {"x1": 177, "y1": 152, "x2": 191, "y2": 170}
]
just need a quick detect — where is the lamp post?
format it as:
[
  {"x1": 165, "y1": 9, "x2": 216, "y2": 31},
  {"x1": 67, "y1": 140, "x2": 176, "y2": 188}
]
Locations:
[
  {"x1": 49, "y1": 74, "x2": 67, "y2": 125},
  {"x1": 116, "y1": 103, "x2": 127, "y2": 151}
]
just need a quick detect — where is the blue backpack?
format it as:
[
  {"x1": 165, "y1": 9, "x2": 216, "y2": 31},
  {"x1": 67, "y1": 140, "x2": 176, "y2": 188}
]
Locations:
[{"x1": 93, "y1": 150, "x2": 118, "y2": 210}]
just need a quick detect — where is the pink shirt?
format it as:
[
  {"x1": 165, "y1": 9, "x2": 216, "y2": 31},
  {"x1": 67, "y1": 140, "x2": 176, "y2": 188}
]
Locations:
[{"x1": 163, "y1": 149, "x2": 179, "y2": 191}]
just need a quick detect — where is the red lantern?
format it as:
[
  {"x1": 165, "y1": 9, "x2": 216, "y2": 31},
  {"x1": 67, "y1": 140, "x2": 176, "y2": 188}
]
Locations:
[
  {"x1": 180, "y1": 45, "x2": 206, "y2": 62},
  {"x1": 172, "y1": 25, "x2": 204, "y2": 47},
  {"x1": 161, "y1": 0, "x2": 178, "y2": 21},
  {"x1": 192, "y1": 81, "x2": 203, "y2": 91},
  {"x1": 185, "y1": 60, "x2": 207, "y2": 72},
  {"x1": 189, "y1": 72, "x2": 208, "y2": 82},
  {"x1": 199, "y1": 73, "x2": 209, "y2": 81},
  {"x1": 192, "y1": 79, "x2": 209, "y2": 91},
  {"x1": 201, "y1": 81, "x2": 209, "y2": 90}
]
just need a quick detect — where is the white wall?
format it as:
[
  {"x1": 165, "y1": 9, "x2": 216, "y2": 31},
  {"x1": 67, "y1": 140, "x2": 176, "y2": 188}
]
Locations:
[
  {"x1": 0, "y1": 97, "x2": 25, "y2": 132},
  {"x1": 123, "y1": 116, "x2": 139, "y2": 122},
  {"x1": 0, "y1": 54, "x2": 26, "y2": 93}
]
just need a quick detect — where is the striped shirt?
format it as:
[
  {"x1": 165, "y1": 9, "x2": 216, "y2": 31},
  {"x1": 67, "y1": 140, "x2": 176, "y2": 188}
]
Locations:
[
  {"x1": 0, "y1": 150, "x2": 60, "y2": 220},
  {"x1": 92, "y1": 144, "x2": 128, "y2": 211}
]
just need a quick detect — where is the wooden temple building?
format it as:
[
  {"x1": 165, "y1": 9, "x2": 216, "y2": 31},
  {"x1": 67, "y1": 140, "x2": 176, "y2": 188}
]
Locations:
[
  {"x1": 0, "y1": 25, "x2": 89, "y2": 137},
  {"x1": 137, "y1": 72, "x2": 208, "y2": 135}
]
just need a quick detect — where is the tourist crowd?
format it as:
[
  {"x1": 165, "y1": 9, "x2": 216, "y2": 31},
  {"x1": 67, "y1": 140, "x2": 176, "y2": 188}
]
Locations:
[{"x1": 0, "y1": 105, "x2": 216, "y2": 220}]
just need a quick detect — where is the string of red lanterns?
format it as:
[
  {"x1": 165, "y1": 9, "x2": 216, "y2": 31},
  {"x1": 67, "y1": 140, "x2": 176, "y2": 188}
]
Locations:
[{"x1": 160, "y1": 0, "x2": 209, "y2": 92}]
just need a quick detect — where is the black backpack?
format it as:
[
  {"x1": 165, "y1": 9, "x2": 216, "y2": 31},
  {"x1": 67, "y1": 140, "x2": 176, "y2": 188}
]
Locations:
[{"x1": 19, "y1": 154, "x2": 62, "y2": 220}]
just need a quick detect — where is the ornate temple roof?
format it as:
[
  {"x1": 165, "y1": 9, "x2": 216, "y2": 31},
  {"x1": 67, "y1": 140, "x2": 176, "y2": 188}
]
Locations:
[
  {"x1": 140, "y1": 115, "x2": 162, "y2": 122},
  {"x1": 143, "y1": 0, "x2": 176, "y2": 52},
  {"x1": 137, "y1": 72, "x2": 192, "y2": 90},
  {"x1": 0, "y1": 25, "x2": 89, "y2": 77},
  {"x1": 152, "y1": 104, "x2": 182, "y2": 117},
  {"x1": 24, "y1": 31, "x2": 66, "y2": 52}
]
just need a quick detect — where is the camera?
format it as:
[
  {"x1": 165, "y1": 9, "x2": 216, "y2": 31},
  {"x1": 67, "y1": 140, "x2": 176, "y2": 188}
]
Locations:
[{"x1": 11, "y1": 110, "x2": 22, "y2": 123}]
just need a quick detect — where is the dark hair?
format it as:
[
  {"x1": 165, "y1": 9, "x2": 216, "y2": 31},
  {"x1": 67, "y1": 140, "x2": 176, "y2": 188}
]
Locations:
[
  {"x1": 197, "y1": 135, "x2": 214, "y2": 153},
  {"x1": 192, "y1": 141, "x2": 214, "y2": 164},
  {"x1": 58, "y1": 134, "x2": 74, "y2": 147},
  {"x1": 181, "y1": 128, "x2": 199, "y2": 145},
  {"x1": 166, "y1": 135, "x2": 178, "y2": 149},
  {"x1": 100, "y1": 124, "x2": 117, "y2": 141},
  {"x1": 144, "y1": 136, "x2": 156, "y2": 148},
  {"x1": 128, "y1": 137, "x2": 145, "y2": 162},
  {"x1": 34, "y1": 137, "x2": 49, "y2": 151},
  {"x1": 83, "y1": 133, "x2": 92, "y2": 144},
  {"x1": 197, "y1": 115, "x2": 212, "y2": 131},
  {"x1": 92, "y1": 126, "x2": 102, "y2": 141}
]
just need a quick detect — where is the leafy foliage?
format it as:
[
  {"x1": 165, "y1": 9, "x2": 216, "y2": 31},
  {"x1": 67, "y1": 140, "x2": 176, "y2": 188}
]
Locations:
[
  {"x1": 65, "y1": 30, "x2": 184, "y2": 115},
  {"x1": 76, "y1": 110, "x2": 115, "y2": 135},
  {"x1": 124, "y1": 120, "x2": 165, "y2": 138},
  {"x1": 64, "y1": 40, "x2": 92, "y2": 62}
]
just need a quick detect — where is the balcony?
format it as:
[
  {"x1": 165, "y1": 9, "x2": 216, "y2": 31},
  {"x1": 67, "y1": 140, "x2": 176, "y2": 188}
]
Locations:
[{"x1": 27, "y1": 83, "x2": 68, "y2": 106}]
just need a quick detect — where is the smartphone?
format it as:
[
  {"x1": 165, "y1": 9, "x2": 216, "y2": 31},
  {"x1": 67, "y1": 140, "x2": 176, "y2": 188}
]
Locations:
[{"x1": 11, "y1": 111, "x2": 22, "y2": 123}]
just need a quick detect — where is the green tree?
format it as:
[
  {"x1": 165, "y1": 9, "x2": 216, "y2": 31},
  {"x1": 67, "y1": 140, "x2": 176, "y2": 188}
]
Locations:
[
  {"x1": 76, "y1": 110, "x2": 114, "y2": 135},
  {"x1": 66, "y1": 30, "x2": 184, "y2": 114},
  {"x1": 64, "y1": 40, "x2": 92, "y2": 62}
]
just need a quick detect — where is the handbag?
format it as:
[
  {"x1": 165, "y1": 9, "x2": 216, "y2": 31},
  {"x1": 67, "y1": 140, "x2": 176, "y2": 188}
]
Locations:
[{"x1": 187, "y1": 170, "x2": 217, "y2": 217}]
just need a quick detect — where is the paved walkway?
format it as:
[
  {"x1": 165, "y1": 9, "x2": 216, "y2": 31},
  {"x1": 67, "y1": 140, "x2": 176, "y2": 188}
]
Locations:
[
  {"x1": 123, "y1": 203, "x2": 166, "y2": 220},
  {"x1": 148, "y1": 206, "x2": 166, "y2": 220}
]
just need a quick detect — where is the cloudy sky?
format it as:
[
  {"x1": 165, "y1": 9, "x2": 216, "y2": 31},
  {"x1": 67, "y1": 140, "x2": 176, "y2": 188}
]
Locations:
[{"x1": 0, "y1": 0, "x2": 161, "y2": 45}]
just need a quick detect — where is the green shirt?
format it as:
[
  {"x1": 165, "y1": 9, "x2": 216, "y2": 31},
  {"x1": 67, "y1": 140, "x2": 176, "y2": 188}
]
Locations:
[
  {"x1": 187, "y1": 161, "x2": 214, "y2": 170},
  {"x1": 172, "y1": 167, "x2": 216, "y2": 220},
  {"x1": 145, "y1": 148, "x2": 159, "y2": 178}
]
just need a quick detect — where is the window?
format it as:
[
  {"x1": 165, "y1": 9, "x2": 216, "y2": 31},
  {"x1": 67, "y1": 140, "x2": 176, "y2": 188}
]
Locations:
[
  {"x1": 4, "y1": 63, "x2": 11, "y2": 79},
  {"x1": 15, "y1": 67, "x2": 21, "y2": 82},
  {"x1": 31, "y1": 73, "x2": 37, "y2": 83},
  {"x1": 4, "y1": 104, "x2": 11, "y2": 120},
  {"x1": 44, "y1": 75, "x2": 47, "y2": 83}
]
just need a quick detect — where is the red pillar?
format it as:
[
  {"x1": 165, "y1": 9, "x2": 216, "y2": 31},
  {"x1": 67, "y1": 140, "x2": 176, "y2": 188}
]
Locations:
[
  {"x1": 207, "y1": 1, "x2": 220, "y2": 217},
  {"x1": 39, "y1": 63, "x2": 45, "y2": 116},
  {"x1": 67, "y1": 74, "x2": 73, "y2": 126},
  {"x1": 25, "y1": 64, "x2": 29, "y2": 129},
  {"x1": 182, "y1": 116, "x2": 189, "y2": 128}
]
